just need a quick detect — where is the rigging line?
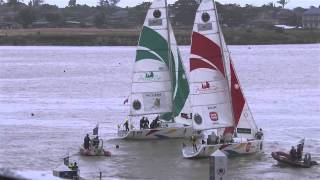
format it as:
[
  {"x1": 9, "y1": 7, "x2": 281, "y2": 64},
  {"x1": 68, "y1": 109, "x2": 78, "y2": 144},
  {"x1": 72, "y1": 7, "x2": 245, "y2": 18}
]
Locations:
[
  {"x1": 129, "y1": 112, "x2": 171, "y2": 116},
  {"x1": 131, "y1": 90, "x2": 172, "y2": 94},
  {"x1": 190, "y1": 79, "x2": 226, "y2": 83},
  {"x1": 190, "y1": 102, "x2": 230, "y2": 108},
  {"x1": 165, "y1": 0, "x2": 174, "y2": 122},
  {"x1": 213, "y1": 0, "x2": 236, "y2": 127},
  {"x1": 132, "y1": 80, "x2": 172, "y2": 84}
]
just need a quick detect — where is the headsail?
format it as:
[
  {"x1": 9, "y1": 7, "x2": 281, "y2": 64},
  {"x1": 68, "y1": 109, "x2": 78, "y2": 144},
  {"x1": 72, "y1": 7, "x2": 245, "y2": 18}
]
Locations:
[
  {"x1": 130, "y1": 0, "x2": 191, "y2": 125},
  {"x1": 224, "y1": 60, "x2": 258, "y2": 137},
  {"x1": 189, "y1": 0, "x2": 234, "y2": 130}
]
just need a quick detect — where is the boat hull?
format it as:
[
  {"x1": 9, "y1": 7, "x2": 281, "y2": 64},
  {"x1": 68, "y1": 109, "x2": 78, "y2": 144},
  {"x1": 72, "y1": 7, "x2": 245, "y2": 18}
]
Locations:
[
  {"x1": 53, "y1": 164, "x2": 79, "y2": 179},
  {"x1": 182, "y1": 138, "x2": 263, "y2": 158},
  {"x1": 118, "y1": 126, "x2": 193, "y2": 140},
  {"x1": 79, "y1": 146, "x2": 111, "y2": 156},
  {"x1": 271, "y1": 151, "x2": 318, "y2": 168}
]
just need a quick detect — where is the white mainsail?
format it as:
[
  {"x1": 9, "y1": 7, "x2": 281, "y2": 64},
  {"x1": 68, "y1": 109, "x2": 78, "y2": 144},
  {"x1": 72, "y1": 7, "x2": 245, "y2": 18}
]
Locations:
[
  {"x1": 189, "y1": 0, "x2": 258, "y2": 136},
  {"x1": 189, "y1": 0, "x2": 234, "y2": 130},
  {"x1": 130, "y1": 0, "x2": 191, "y2": 125}
]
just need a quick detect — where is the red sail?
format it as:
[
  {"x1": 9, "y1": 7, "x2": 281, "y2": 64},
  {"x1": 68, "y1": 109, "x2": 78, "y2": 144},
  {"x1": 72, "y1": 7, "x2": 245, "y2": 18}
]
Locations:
[
  {"x1": 224, "y1": 61, "x2": 245, "y2": 134},
  {"x1": 190, "y1": 32, "x2": 225, "y2": 77}
]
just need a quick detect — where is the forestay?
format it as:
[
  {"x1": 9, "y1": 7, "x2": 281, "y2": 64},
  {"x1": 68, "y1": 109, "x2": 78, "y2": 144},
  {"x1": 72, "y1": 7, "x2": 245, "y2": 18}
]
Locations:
[{"x1": 130, "y1": 0, "x2": 191, "y2": 125}]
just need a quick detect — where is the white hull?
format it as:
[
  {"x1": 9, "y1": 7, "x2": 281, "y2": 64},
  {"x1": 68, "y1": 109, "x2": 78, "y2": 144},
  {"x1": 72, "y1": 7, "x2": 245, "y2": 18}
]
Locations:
[
  {"x1": 182, "y1": 138, "x2": 263, "y2": 158},
  {"x1": 118, "y1": 125, "x2": 193, "y2": 140}
]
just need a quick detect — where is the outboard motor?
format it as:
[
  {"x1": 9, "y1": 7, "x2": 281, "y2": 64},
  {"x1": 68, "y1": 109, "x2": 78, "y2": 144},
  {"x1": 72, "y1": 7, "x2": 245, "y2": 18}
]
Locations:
[{"x1": 303, "y1": 153, "x2": 311, "y2": 166}]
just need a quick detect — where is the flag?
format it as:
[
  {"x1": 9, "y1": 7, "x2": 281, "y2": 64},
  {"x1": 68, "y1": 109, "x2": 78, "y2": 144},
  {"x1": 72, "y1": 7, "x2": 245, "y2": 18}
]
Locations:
[
  {"x1": 298, "y1": 138, "x2": 305, "y2": 151},
  {"x1": 123, "y1": 98, "x2": 129, "y2": 104},
  {"x1": 63, "y1": 156, "x2": 69, "y2": 166},
  {"x1": 181, "y1": 113, "x2": 192, "y2": 119},
  {"x1": 93, "y1": 124, "x2": 99, "y2": 135}
]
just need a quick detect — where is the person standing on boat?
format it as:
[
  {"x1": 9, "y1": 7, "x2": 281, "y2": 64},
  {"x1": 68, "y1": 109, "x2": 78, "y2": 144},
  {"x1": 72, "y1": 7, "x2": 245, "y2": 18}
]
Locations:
[
  {"x1": 154, "y1": 116, "x2": 160, "y2": 128},
  {"x1": 290, "y1": 146, "x2": 297, "y2": 161},
  {"x1": 84, "y1": 134, "x2": 91, "y2": 150},
  {"x1": 92, "y1": 136, "x2": 99, "y2": 148},
  {"x1": 145, "y1": 117, "x2": 149, "y2": 129},
  {"x1": 255, "y1": 128, "x2": 264, "y2": 140},
  {"x1": 297, "y1": 144, "x2": 303, "y2": 161},
  {"x1": 124, "y1": 119, "x2": 129, "y2": 131},
  {"x1": 140, "y1": 117, "x2": 144, "y2": 129}
]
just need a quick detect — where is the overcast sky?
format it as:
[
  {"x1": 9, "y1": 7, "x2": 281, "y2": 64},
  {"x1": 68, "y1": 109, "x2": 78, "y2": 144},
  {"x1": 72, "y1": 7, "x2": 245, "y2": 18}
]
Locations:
[{"x1": 43, "y1": 0, "x2": 319, "y2": 9}]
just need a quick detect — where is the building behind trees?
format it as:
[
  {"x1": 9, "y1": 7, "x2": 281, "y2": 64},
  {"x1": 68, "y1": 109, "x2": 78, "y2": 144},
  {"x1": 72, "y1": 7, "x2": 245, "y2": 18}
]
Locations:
[{"x1": 302, "y1": 8, "x2": 320, "y2": 29}]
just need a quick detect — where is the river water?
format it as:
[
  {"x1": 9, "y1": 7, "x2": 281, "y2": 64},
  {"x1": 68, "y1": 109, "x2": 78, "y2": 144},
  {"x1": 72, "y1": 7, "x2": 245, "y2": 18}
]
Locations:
[{"x1": 0, "y1": 44, "x2": 319, "y2": 180}]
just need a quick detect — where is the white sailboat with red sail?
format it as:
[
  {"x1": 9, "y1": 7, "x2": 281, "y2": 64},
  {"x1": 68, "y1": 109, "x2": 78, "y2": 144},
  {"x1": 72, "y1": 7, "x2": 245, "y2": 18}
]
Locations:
[
  {"x1": 182, "y1": 0, "x2": 263, "y2": 158},
  {"x1": 117, "y1": 0, "x2": 194, "y2": 139}
]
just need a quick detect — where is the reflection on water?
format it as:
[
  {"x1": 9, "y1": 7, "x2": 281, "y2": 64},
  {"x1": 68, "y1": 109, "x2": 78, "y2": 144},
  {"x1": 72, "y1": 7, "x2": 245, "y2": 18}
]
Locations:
[{"x1": 0, "y1": 45, "x2": 319, "y2": 179}]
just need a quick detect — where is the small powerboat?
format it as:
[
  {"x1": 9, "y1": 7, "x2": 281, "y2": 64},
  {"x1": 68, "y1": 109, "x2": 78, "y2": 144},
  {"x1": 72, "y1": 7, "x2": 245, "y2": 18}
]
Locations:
[
  {"x1": 80, "y1": 125, "x2": 111, "y2": 156},
  {"x1": 271, "y1": 151, "x2": 318, "y2": 168},
  {"x1": 79, "y1": 139, "x2": 111, "y2": 156},
  {"x1": 53, "y1": 156, "x2": 81, "y2": 179}
]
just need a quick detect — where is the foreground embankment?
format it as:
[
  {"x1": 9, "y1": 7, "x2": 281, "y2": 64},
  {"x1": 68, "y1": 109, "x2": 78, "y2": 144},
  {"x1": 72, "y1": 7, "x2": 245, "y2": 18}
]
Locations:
[{"x1": 0, "y1": 28, "x2": 319, "y2": 45}]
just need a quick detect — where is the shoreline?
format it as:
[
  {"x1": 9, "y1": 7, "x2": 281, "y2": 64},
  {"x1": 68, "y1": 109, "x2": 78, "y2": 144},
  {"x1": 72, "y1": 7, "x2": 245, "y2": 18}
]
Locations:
[{"x1": 1, "y1": 28, "x2": 319, "y2": 46}]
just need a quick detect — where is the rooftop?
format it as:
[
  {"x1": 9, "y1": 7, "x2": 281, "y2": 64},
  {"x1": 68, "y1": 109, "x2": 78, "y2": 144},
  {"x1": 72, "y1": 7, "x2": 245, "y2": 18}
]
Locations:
[{"x1": 303, "y1": 8, "x2": 320, "y2": 15}]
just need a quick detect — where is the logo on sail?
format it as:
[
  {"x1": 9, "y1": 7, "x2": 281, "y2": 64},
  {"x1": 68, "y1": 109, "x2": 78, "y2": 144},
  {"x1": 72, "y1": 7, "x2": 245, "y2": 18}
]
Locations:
[
  {"x1": 133, "y1": 100, "x2": 142, "y2": 110},
  {"x1": 148, "y1": 19, "x2": 162, "y2": 26},
  {"x1": 196, "y1": 81, "x2": 217, "y2": 94},
  {"x1": 153, "y1": 98, "x2": 160, "y2": 108},
  {"x1": 143, "y1": 92, "x2": 168, "y2": 111},
  {"x1": 181, "y1": 113, "x2": 192, "y2": 119},
  {"x1": 198, "y1": 23, "x2": 213, "y2": 31},
  {"x1": 145, "y1": 71, "x2": 154, "y2": 79},
  {"x1": 194, "y1": 113, "x2": 202, "y2": 125},
  {"x1": 209, "y1": 112, "x2": 218, "y2": 121},
  {"x1": 202, "y1": 81, "x2": 210, "y2": 89},
  {"x1": 139, "y1": 71, "x2": 161, "y2": 81}
]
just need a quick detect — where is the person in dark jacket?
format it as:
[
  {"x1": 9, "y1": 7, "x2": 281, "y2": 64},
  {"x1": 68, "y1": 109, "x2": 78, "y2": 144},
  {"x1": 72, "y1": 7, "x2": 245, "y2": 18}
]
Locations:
[
  {"x1": 140, "y1": 117, "x2": 144, "y2": 129},
  {"x1": 124, "y1": 119, "x2": 129, "y2": 131},
  {"x1": 297, "y1": 144, "x2": 303, "y2": 161},
  {"x1": 92, "y1": 136, "x2": 99, "y2": 148},
  {"x1": 290, "y1": 146, "x2": 297, "y2": 161},
  {"x1": 144, "y1": 117, "x2": 149, "y2": 129},
  {"x1": 84, "y1": 134, "x2": 90, "y2": 150}
]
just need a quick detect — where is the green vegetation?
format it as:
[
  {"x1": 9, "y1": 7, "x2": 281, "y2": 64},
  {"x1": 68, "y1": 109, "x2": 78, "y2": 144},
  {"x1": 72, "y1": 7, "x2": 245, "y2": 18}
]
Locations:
[
  {"x1": 1, "y1": 28, "x2": 319, "y2": 45},
  {"x1": 0, "y1": 0, "x2": 319, "y2": 45}
]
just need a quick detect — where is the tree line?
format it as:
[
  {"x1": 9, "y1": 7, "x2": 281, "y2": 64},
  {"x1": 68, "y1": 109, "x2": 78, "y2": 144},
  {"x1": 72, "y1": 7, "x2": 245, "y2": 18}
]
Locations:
[{"x1": 0, "y1": 0, "x2": 316, "y2": 29}]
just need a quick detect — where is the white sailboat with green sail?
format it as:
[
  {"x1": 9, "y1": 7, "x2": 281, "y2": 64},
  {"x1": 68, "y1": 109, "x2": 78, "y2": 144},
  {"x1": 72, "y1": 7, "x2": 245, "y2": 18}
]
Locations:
[
  {"x1": 182, "y1": 0, "x2": 263, "y2": 158},
  {"x1": 118, "y1": 0, "x2": 193, "y2": 139}
]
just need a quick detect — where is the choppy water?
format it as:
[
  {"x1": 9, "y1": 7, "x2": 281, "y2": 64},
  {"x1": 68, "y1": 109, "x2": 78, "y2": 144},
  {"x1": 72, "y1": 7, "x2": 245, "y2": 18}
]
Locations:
[{"x1": 0, "y1": 44, "x2": 319, "y2": 180}]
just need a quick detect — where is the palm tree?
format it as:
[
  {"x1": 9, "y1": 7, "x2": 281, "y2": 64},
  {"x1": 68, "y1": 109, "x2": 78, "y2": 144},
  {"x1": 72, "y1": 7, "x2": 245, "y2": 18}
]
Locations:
[{"x1": 277, "y1": 0, "x2": 289, "y2": 8}]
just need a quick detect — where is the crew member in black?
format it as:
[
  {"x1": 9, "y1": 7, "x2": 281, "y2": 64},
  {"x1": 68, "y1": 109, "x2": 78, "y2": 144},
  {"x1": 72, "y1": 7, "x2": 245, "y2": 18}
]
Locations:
[
  {"x1": 84, "y1": 134, "x2": 91, "y2": 150},
  {"x1": 290, "y1": 146, "x2": 297, "y2": 161}
]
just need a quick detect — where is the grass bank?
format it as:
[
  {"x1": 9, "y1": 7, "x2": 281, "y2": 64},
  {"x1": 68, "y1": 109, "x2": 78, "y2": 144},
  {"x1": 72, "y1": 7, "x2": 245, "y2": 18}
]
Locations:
[{"x1": 0, "y1": 28, "x2": 319, "y2": 46}]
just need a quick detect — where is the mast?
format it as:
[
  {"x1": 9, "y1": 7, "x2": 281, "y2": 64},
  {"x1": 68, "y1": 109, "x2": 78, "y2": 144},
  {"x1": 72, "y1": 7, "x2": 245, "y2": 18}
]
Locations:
[
  {"x1": 212, "y1": 0, "x2": 236, "y2": 132},
  {"x1": 165, "y1": 0, "x2": 174, "y2": 122}
]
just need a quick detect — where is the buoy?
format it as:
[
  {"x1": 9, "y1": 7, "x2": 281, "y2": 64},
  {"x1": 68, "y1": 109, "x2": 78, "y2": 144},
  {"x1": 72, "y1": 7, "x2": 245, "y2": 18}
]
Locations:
[
  {"x1": 210, "y1": 150, "x2": 227, "y2": 180},
  {"x1": 31, "y1": 113, "x2": 35, "y2": 117}
]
